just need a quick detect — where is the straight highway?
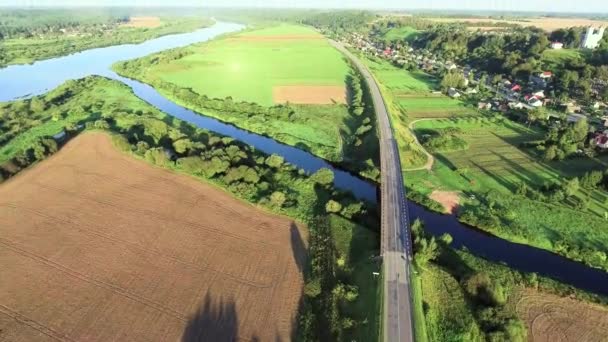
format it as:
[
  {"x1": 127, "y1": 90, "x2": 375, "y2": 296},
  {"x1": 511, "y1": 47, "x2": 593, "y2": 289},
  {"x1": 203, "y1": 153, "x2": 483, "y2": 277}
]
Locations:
[{"x1": 330, "y1": 40, "x2": 415, "y2": 342}]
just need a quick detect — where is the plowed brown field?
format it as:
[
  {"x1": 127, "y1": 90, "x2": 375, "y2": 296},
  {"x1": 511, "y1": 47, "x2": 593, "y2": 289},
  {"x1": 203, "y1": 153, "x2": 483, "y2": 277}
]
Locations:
[
  {"x1": 515, "y1": 289, "x2": 608, "y2": 342},
  {"x1": 0, "y1": 132, "x2": 307, "y2": 342},
  {"x1": 122, "y1": 16, "x2": 161, "y2": 28},
  {"x1": 273, "y1": 85, "x2": 346, "y2": 104}
]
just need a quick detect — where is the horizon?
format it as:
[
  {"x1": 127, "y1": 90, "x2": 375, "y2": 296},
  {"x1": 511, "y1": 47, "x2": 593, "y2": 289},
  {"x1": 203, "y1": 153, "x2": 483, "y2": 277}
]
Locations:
[{"x1": 1, "y1": 0, "x2": 607, "y2": 14}]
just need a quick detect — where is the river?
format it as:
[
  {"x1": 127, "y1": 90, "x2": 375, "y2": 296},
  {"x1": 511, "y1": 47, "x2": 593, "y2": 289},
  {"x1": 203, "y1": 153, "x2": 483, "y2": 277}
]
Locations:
[{"x1": 1, "y1": 21, "x2": 607, "y2": 296}]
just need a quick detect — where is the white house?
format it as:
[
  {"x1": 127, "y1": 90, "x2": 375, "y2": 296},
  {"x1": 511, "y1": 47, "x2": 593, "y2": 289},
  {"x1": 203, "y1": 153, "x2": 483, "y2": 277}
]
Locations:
[
  {"x1": 528, "y1": 97, "x2": 543, "y2": 107},
  {"x1": 532, "y1": 90, "x2": 545, "y2": 98},
  {"x1": 448, "y1": 88, "x2": 461, "y2": 98},
  {"x1": 550, "y1": 42, "x2": 564, "y2": 49}
]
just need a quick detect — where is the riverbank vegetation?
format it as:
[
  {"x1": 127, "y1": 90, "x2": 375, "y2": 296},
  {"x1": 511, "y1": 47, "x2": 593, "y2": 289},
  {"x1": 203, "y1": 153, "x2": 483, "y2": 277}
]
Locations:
[
  {"x1": 0, "y1": 9, "x2": 213, "y2": 67},
  {"x1": 0, "y1": 75, "x2": 381, "y2": 340},
  {"x1": 113, "y1": 24, "x2": 380, "y2": 180},
  {"x1": 412, "y1": 219, "x2": 608, "y2": 342}
]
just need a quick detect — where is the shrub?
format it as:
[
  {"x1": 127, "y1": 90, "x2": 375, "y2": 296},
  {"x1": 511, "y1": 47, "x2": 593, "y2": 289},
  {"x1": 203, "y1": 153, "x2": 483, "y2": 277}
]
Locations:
[{"x1": 325, "y1": 200, "x2": 343, "y2": 213}]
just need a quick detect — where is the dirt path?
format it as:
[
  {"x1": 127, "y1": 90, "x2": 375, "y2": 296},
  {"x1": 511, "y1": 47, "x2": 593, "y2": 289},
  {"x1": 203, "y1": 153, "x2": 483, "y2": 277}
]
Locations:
[{"x1": 402, "y1": 119, "x2": 435, "y2": 171}]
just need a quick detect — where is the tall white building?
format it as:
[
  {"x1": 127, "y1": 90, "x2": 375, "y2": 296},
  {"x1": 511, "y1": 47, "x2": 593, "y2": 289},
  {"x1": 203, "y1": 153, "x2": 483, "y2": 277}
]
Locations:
[{"x1": 580, "y1": 26, "x2": 605, "y2": 49}]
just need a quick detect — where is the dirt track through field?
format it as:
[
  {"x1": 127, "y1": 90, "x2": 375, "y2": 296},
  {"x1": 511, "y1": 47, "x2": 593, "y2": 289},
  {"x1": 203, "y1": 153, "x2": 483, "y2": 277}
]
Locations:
[
  {"x1": 273, "y1": 85, "x2": 347, "y2": 104},
  {"x1": 0, "y1": 132, "x2": 307, "y2": 342}
]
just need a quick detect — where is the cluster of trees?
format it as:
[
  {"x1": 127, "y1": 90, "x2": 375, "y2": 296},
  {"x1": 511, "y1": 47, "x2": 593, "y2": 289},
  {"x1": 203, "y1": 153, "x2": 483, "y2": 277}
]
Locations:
[
  {"x1": 342, "y1": 69, "x2": 381, "y2": 180},
  {"x1": 420, "y1": 127, "x2": 469, "y2": 153},
  {"x1": 412, "y1": 219, "x2": 527, "y2": 341},
  {"x1": 0, "y1": 136, "x2": 59, "y2": 181},
  {"x1": 298, "y1": 216, "x2": 362, "y2": 341},
  {"x1": 414, "y1": 25, "x2": 551, "y2": 79},
  {"x1": 300, "y1": 11, "x2": 375, "y2": 36},
  {"x1": 538, "y1": 118, "x2": 589, "y2": 161},
  {"x1": 439, "y1": 70, "x2": 467, "y2": 91},
  {"x1": 0, "y1": 9, "x2": 129, "y2": 40}
]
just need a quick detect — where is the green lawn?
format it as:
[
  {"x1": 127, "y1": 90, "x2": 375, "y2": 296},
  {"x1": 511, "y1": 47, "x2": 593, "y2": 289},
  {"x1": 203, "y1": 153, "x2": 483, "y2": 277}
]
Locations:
[
  {"x1": 150, "y1": 24, "x2": 350, "y2": 106},
  {"x1": 365, "y1": 57, "x2": 434, "y2": 94},
  {"x1": 382, "y1": 26, "x2": 421, "y2": 43},
  {"x1": 396, "y1": 96, "x2": 471, "y2": 119},
  {"x1": 541, "y1": 48, "x2": 586, "y2": 70}
]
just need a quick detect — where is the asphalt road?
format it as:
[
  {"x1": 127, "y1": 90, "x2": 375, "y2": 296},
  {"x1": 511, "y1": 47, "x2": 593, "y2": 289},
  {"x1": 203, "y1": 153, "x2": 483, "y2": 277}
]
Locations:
[{"x1": 330, "y1": 41, "x2": 415, "y2": 342}]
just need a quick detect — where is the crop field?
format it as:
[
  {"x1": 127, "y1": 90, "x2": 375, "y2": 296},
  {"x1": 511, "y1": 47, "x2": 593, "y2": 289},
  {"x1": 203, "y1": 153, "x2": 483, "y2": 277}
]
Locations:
[
  {"x1": 426, "y1": 17, "x2": 608, "y2": 32},
  {"x1": 515, "y1": 289, "x2": 608, "y2": 341},
  {"x1": 149, "y1": 24, "x2": 350, "y2": 106},
  {"x1": 0, "y1": 133, "x2": 306, "y2": 341}
]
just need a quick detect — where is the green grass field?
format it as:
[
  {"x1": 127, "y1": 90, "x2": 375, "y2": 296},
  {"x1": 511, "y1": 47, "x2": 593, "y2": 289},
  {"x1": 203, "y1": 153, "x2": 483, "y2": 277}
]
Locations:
[
  {"x1": 541, "y1": 49, "x2": 586, "y2": 70},
  {"x1": 361, "y1": 55, "x2": 476, "y2": 168},
  {"x1": 407, "y1": 116, "x2": 608, "y2": 270},
  {"x1": 382, "y1": 26, "x2": 421, "y2": 43},
  {"x1": 150, "y1": 24, "x2": 350, "y2": 106},
  {"x1": 113, "y1": 24, "x2": 381, "y2": 180}
]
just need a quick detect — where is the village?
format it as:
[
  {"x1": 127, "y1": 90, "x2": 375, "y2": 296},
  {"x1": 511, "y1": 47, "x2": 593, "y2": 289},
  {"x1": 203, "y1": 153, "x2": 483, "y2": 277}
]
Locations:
[{"x1": 341, "y1": 28, "x2": 608, "y2": 152}]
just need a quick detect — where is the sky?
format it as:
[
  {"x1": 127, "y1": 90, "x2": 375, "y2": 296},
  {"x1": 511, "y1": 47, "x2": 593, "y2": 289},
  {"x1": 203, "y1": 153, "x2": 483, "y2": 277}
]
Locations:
[{"x1": 1, "y1": 0, "x2": 607, "y2": 13}]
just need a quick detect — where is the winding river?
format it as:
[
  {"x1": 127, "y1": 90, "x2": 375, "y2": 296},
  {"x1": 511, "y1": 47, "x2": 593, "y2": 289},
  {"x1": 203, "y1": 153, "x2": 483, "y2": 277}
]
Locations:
[{"x1": 1, "y1": 21, "x2": 607, "y2": 296}]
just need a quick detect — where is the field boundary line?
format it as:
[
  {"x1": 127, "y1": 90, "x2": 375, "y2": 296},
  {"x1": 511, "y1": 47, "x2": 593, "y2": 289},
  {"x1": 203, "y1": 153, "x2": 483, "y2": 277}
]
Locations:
[{"x1": 0, "y1": 304, "x2": 75, "y2": 342}]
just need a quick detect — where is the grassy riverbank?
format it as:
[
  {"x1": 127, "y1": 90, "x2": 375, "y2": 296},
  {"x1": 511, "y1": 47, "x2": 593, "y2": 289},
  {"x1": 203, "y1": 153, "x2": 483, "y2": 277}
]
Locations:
[
  {"x1": 413, "y1": 219, "x2": 608, "y2": 342},
  {"x1": 0, "y1": 75, "x2": 380, "y2": 340},
  {"x1": 113, "y1": 24, "x2": 380, "y2": 180}
]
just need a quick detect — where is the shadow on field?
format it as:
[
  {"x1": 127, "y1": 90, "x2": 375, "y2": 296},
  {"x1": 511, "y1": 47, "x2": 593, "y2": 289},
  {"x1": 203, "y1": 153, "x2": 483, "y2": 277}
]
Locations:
[
  {"x1": 290, "y1": 222, "x2": 308, "y2": 274},
  {"x1": 182, "y1": 292, "x2": 245, "y2": 342},
  {"x1": 339, "y1": 72, "x2": 381, "y2": 178}
]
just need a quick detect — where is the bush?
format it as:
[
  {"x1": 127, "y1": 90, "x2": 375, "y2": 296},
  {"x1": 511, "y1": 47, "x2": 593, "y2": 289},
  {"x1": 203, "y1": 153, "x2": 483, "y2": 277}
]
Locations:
[
  {"x1": 325, "y1": 200, "x2": 343, "y2": 213},
  {"x1": 111, "y1": 134, "x2": 131, "y2": 152}
]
